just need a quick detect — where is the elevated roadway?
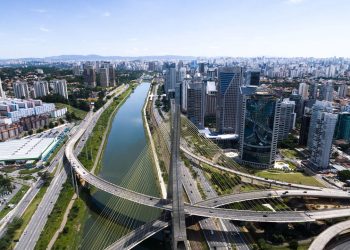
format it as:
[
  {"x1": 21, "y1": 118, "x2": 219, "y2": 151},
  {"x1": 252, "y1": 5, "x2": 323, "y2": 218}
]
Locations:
[{"x1": 309, "y1": 220, "x2": 350, "y2": 250}]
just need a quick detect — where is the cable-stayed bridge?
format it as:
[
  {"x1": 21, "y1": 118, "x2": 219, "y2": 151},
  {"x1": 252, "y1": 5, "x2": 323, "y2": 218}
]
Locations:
[{"x1": 65, "y1": 88, "x2": 350, "y2": 250}]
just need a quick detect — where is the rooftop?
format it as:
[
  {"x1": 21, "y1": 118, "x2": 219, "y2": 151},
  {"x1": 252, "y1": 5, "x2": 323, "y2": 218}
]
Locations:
[{"x1": 0, "y1": 138, "x2": 56, "y2": 161}]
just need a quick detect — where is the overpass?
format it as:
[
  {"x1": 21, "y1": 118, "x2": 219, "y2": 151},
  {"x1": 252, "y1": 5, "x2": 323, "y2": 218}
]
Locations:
[
  {"x1": 64, "y1": 84, "x2": 350, "y2": 249},
  {"x1": 65, "y1": 115, "x2": 350, "y2": 223},
  {"x1": 309, "y1": 220, "x2": 350, "y2": 250}
]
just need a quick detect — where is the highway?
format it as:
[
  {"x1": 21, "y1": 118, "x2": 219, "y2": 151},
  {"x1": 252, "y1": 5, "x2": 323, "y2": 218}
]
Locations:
[
  {"x1": 105, "y1": 219, "x2": 170, "y2": 250},
  {"x1": 14, "y1": 85, "x2": 128, "y2": 250},
  {"x1": 309, "y1": 219, "x2": 350, "y2": 250}
]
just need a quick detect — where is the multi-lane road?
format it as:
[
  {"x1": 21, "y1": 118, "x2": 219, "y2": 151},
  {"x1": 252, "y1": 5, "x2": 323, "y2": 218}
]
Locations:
[{"x1": 14, "y1": 85, "x2": 128, "y2": 250}]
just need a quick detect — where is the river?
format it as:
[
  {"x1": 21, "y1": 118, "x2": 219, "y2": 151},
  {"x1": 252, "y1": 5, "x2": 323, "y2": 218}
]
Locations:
[{"x1": 79, "y1": 82, "x2": 167, "y2": 250}]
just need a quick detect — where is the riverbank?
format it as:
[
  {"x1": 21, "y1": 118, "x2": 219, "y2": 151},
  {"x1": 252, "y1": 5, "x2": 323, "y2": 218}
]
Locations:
[
  {"x1": 142, "y1": 83, "x2": 167, "y2": 199},
  {"x1": 34, "y1": 85, "x2": 133, "y2": 249}
]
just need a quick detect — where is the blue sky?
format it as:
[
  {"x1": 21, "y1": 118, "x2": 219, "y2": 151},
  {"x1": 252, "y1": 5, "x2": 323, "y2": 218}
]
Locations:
[{"x1": 0, "y1": 0, "x2": 349, "y2": 58}]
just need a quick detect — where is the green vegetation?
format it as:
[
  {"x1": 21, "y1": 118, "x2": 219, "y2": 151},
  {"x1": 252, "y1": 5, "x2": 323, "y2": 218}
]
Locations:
[
  {"x1": 19, "y1": 168, "x2": 41, "y2": 175},
  {"x1": 55, "y1": 103, "x2": 87, "y2": 120},
  {"x1": 51, "y1": 196, "x2": 87, "y2": 249},
  {"x1": 0, "y1": 185, "x2": 29, "y2": 219},
  {"x1": 78, "y1": 86, "x2": 132, "y2": 171},
  {"x1": 0, "y1": 174, "x2": 13, "y2": 193},
  {"x1": 256, "y1": 170, "x2": 324, "y2": 187},
  {"x1": 338, "y1": 169, "x2": 350, "y2": 182},
  {"x1": 0, "y1": 218, "x2": 23, "y2": 250},
  {"x1": 279, "y1": 134, "x2": 299, "y2": 149},
  {"x1": 201, "y1": 164, "x2": 241, "y2": 195},
  {"x1": 35, "y1": 182, "x2": 75, "y2": 250},
  {"x1": 159, "y1": 160, "x2": 169, "y2": 183},
  {"x1": 280, "y1": 149, "x2": 300, "y2": 159}
]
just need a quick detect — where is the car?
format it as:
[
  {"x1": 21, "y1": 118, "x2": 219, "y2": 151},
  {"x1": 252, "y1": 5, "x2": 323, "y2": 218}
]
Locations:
[
  {"x1": 209, "y1": 210, "x2": 214, "y2": 213},
  {"x1": 303, "y1": 191, "x2": 307, "y2": 193},
  {"x1": 263, "y1": 214, "x2": 268, "y2": 217}
]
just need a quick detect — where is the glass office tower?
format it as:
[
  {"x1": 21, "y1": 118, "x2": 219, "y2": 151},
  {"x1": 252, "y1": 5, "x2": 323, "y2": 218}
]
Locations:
[{"x1": 239, "y1": 88, "x2": 281, "y2": 168}]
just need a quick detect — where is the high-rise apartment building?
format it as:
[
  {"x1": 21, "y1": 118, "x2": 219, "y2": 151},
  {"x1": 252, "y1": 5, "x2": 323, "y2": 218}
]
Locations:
[
  {"x1": 307, "y1": 101, "x2": 338, "y2": 169},
  {"x1": 187, "y1": 81, "x2": 205, "y2": 129},
  {"x1": 83, "y1": 64, "x2": 96, "y2": 88},
  {"x1": 33, "y1": 81, "x2": 49, "y2": 98},
  {"x1": 338, "y1": 83, "x2": 348, "y2": 98},
  {"x1": 99, "y1": 67, "x2": 109, "y2": 87},
  {"x1": 109, "y1": 64, "x2": 116, "y2": 86},
  {"x1": 52, "y1": 80, "x2": 68, "y2": 99},
  {"x1": 216, "y1": 67, "x2": 243, "y2": 134},
  {"x1": 239, "y1": 87, "x2": 281, "y2": 169},
  {"x1": 0, "y1": 78, "x2": 5, "y2": 98},
  {"x1": 309, "y1": 82, "x2": 318, "y2": 100},
  {"x1": 298, "y1": 82, "x2": 309, "y2": 99},
  {"x1": 13, "y1": 81, "x2": 29, "y2": 99},
  {"x1": 319, "y1": 81, "x2": 334, "y2": 102},
  {"x1": 278, "y1": 98, "x2": 296, "y2": 142}
]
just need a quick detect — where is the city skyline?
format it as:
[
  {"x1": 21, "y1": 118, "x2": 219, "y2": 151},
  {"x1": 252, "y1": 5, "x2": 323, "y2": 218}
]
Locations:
[{"x1": 1, "y1": 0, "x2": 350, "y2": 59}]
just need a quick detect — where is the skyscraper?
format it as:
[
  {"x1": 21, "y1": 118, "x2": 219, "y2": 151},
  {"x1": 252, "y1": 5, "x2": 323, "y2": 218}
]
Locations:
[
  {"x1": 187, "y1": 81, "x2": 205, "y2": 129},
  {"x1": 109, "y1": 64, "x2": 116, "y2": 86},
  {"x1": 307, "y1": 101, "x2": 338, "y2": 169},
  {"x1": 83, "y1": 64, "x2": 96, "y2": 88},
  {"x1": 99, "y1": 67, "x2": 109, "y2": 87},
  {"x1": 13, "y1": 81, "x2": 29, "y2": 99},
  {"x1": 309, "y1": 82, "x2": 318, "y2": 100},
  {"x1": 216, "y1": 66, "x2": 243, "y2": 134},
  {"x1": 246, "y1": 70, "x2": 261, "y2": 86},
  {"x1": 52, "y1": 80, "x2": 68, "y2": 99},
  {"x1": 205, "y1": 81, "x2": 217, "y2": 117},
  {"x1": 278, "y1": 98, "x2": 296, "y2": 142},
  {"x1": 180, "y1": 75, "x2": 191, "y2": 112},
  {"x1": 334, "y1": 112, "x2": 350, "y2": 142},
  {"x1": 299, "y1": 113, "x2": 311, "y2": 146},
  {"x1": 33, "y1": 81, "x2": 49, "y2": 98},
  {"x1": 0, "y1": 78, "x2": 5, "y2": 98},
  {"x1": 338, "y1": 83, "x2": 348, "y2": 98},
  {"x1": 298, "y1": 82, "x2": 309, "y2": 99},
  {"x1": 165, "y1": 66, "x2": 176, "y2": 94},
  {"x1": 239, "y1": 86, "x2": 281, "y2": 168},
  {"x1": 319, "y1": 81, "x2": 334, "y2": 102}
]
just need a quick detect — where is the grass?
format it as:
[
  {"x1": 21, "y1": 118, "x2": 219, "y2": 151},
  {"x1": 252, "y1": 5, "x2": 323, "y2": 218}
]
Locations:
[
  {"x1": 9, "y1": 185, "x2": 49, "y2": 248},
  {"x1": 256, "y1": 170, "x2": 324, "y2": 187},
  {"x1": 0, "y1": 185, "x2": 29, "y2": 219},
  {"x1": 78, "y1": 86, "x2": 132, "y2": 172},
  {"x1": 280, "y1": 149, "x2": 299, "y2": 159},
  {"x1": 18, "y1": 168, "x2": 41, "y2": 175},
  {"x1": 55, "y1": 103, "x2": 87, "y2": 120},
  {"x1": 51, "y1": 196, "x2": 87, "y2": 249},
  {"x1": 265, "y1": 242, "x2": 310, "y2": 250},
  {"x1": 35, "y1": 182, "x2": 75, "y2": 250}
]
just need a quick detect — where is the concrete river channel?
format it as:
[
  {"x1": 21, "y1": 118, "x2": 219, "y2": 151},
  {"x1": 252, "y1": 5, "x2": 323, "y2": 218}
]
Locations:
[{"x1": 80, "y1": 82, "x2": 167, "y2": 250}]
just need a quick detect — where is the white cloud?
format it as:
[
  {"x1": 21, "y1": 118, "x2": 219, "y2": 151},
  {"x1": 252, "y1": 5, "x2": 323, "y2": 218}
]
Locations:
[
  {"x1": 31, "y1": 8, "x2": 47, "y2": 13},
  {"x1": 39, "y1": 26, "x2": 50, "y2": 32},
  {"x1": 102, "y1": 11, "x2": 111, "y2": 17}
]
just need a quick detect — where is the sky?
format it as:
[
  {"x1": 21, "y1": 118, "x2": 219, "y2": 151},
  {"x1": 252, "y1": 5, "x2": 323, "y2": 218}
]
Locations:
[{"x1": 0, "y1": 0, "x2": 349, "y2": 58}]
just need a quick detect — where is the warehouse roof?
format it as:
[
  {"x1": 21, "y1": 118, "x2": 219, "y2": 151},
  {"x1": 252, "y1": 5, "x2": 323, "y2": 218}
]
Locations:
[{"x1": 0, "y1": 138, "x2": 56, "y2": 161}]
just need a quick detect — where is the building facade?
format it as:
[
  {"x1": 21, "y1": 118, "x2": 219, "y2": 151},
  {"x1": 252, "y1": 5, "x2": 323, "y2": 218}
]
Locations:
[
  {"x1": 307, "y1": 101, "x2": 338, "y2": 169},
  {"x1": 239, "y1": 87, "x2": 281, "y2": 168},
  {"x1": 216, "y1": 67, "x2": 243, "y2": 134}
]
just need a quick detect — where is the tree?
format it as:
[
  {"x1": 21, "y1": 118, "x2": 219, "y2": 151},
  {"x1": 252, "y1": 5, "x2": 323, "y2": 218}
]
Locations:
[
  {"x1": 49, "y1": 122, "x2": 54, "y2": 129},
  {"x1": 338, "y1": 170, "x2": 350, "y2": 182},
  {"x1": 28, "y1": 130, "x2": 33, "y2": 135},
  {"x1": 289, "y1": 240, "x2": 298, "y2": 250}
]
